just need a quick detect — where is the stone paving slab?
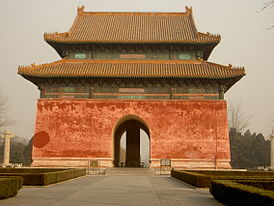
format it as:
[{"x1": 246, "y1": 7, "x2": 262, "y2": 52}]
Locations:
[{"x1": 0, "y1": 175, "x2": 224, "y2": 206}]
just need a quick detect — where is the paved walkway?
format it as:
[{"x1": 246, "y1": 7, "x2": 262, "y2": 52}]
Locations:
[{"x1": 1, "y1": 175, "x2": 224, "y2": 206}]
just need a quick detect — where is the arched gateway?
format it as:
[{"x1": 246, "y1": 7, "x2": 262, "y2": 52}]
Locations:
[
  {"x1": 113, "y1": 115, "x2": 150, "y2": 167},
  {"x1": 18, "y1": 6, "x2": 245, "y2": 169}
]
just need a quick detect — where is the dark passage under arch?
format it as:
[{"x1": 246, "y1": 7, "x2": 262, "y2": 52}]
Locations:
[{"x1": 114, "y1": 119, "x2": 150, "y2": 167}]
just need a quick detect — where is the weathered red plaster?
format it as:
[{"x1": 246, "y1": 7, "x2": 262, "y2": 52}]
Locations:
[{"x1": 32, "y1": 99, "x2": 231, "y2": 168}]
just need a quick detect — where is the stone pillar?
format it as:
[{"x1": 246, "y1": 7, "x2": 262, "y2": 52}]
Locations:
[
  {"x1": 271, "y1": 131, "x2": 274, "y2": 170},
  {"x1": 1, "y1": 129, "x2": 14, "y2": 166}
]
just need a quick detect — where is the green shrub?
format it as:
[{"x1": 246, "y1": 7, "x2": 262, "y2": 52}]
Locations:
[
  {"x1": 210, "y1": 179, "x2": 274, "y2": 206},
  {"x1": 0, "y1": 177, "x2": 23, "y2": 199}
]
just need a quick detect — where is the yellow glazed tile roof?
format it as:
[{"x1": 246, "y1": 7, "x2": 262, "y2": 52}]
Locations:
[
  {"x1": 18, "y1": 59, "x2": 245, "y2": 79},
  {"x1": 44, "y1": 6, "x2": 221, "y2": 44}
]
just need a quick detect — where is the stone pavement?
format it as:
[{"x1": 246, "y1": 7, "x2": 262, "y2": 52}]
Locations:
[
  {"x1": 1, "y1": 175, "x2": 224, "y2": 206},
  {"x1": 105, "y1": 168, "x2": 154, "y2": 175}
]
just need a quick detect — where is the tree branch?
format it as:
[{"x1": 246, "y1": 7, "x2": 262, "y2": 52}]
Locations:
[
  {"x1": 258, "y1": 0, "x2": 274, "y2": 12},
  {"x1": 0, "y1": 90, "x2": 13, "y2": 130},
  {"x1": 228, "y1": 102, "x2": 252, "y2": 133}
]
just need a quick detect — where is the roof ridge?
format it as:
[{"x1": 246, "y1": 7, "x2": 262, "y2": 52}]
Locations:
[
  {"x1": 18, "y1": 59, "x2": 65, "y2": 71},
  {"x1": 62, "y1": 59, "x2": 204, "y2": 64},
  {"x1": 77, "y1": 5, "x2": 192, "y2": 16},
  {"x1": 187, "y1": 7, "x2": 198, "y2": 37},
  {"x1": 198, "y1": 32, "x2": 221, "y2": 41},
  {"x1": 204, "y1": 61, "x2": 245, "y2": 70}
]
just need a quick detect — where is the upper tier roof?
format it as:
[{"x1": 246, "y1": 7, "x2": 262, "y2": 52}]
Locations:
[
  {"x1": 18, "y1": 59, "x2": 245, "y2": 80},
  {"x1": 44, "y1": 6, "x2": 221, "y2": 44}
]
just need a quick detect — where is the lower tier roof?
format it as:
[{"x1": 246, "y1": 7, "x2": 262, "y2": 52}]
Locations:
[{"x1": 18, "y1": 59, "x2": 245, "y2": 79}]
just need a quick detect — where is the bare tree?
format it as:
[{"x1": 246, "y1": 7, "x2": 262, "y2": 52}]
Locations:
[
  {"x1": 271, "y1": 116, "x2": 274, "y2": 131},
  {"x1": 0, "y1": 90, "x2": 12, "y2": 130},
  {"x1": 228, "y1": 102, "x2": 252, "y2": 133},
  {"x1": 259, "y1": 0, "x2": 274, "y2": 11},
  {"x1": 258, "y1": 0, "x2": 274, "y2": 29}
]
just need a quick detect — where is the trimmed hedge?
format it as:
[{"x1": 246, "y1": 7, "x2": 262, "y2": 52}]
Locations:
[
  {"x1": 0, "y1": 176, "x2": 23, "y2": 190},
  {"x1": 0, "y1": 168, "x2": 66, "y2": 173},
  {"x1": 171, "y1": 170, "x2": 210, "y2": 187},
  {"x1": 0, "y1": 177, "x2": 23, "y2": 199},
  {"x1": 171, "y1": 170, "x2": 274, "y2": 188},
  {"x1": 233, "y1": 180, "x2": 274, "y2": 191},
  {"x1": 187, "y1": 170, "x2": 274, "y2": 177},
  {"x1": 172, "y1": 170, "x2": 274, "y2": 206},
  {"x1": 43, "y1": 168, "x2": 87, "y2": 185},
  {"x1": 0, "y1": 168, "x2": 86, "y2": 186},
  {"x1": 210, "y1": 179, "x2": 274, "y2": 206}
]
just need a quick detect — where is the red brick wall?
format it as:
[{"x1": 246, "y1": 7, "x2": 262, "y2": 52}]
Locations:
[{"x1": 32, "y1": 99, "x2": 230, "y2": 168}]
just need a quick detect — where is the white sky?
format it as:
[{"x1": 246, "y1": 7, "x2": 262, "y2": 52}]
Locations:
[{"x1": 0, "y1": 0, "x2": 273, "y2": 139}]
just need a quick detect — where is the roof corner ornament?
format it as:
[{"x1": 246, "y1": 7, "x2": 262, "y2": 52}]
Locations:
[
  {"x1": 77, "y1": 5, "x2": 85, "y2": 14},
  {"x1": 228, "y1": 64, "x2": 232, "y2": 68},
  {"x1": 216, "y1": 34, "x2": 221, "y2": 41},
  {"x1": 185, "y1": 6, "x2": 192, "y2": 14},
  {"x1": 31, "y1": 63, "x2": 36, "y2": 67}
]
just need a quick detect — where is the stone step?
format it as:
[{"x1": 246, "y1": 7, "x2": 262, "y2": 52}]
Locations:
[{"x1": 106, "y1": 168, "x2": 154, "y2": 176}]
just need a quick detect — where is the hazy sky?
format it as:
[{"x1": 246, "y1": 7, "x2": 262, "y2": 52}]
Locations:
[{"x1": 0, "y1": 0, "x2": 273, "y2": 139}]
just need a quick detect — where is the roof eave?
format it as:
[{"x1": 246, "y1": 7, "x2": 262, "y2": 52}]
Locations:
[{"x1": 19, "y1": 73, "x2": 245, "y2": 79}]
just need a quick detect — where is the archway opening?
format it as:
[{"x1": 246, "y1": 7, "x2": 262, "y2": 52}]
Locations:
[{"x1": 114, "y1": 118, "x2": 150, "y2": 168}]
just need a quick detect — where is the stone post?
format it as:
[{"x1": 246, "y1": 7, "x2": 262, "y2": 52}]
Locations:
[
  {"x1": 1, "y1": 129, "x2": 14, "y2": 166},
  {"x1": 271, "y1": 130, "x2": 274, "y2": 170}
]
